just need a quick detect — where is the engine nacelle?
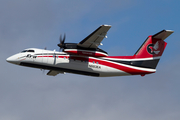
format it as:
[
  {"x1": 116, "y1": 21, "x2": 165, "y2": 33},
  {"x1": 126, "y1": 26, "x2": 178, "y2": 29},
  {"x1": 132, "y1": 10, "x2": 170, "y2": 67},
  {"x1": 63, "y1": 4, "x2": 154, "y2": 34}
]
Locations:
[{"x1": 63, "y1": 49, "x2": 108, "y2": 57}]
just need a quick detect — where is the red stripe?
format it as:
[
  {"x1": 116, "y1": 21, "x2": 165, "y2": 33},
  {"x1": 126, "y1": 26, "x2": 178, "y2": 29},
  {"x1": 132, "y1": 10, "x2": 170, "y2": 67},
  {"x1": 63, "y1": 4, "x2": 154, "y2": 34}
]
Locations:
[
  {"x1": 88, "y1": 58, "x2": 154, "y2": 75},
  {"x1": 37, "y1": 55, "x2": 154, "y2": 75},
  {"x1": 64, "y1": 50, "x2": 108, "y2": 57},
  {"x1": 38, "y1": 56, "x2": 54, "y2": 58}
]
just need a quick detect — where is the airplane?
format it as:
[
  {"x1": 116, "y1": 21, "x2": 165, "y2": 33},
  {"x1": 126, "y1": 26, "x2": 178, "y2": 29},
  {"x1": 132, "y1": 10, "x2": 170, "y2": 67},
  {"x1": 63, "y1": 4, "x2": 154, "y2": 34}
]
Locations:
[{"x1": 6, "y1": 25, "x2": 174, "y2": 77}]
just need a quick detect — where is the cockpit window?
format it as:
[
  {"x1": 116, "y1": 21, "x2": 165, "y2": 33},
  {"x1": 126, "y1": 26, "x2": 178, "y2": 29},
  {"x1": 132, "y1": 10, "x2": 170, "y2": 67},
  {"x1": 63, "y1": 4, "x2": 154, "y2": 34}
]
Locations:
[
  {"x1": 27, "y1": 50, "x2": 34, "y2": 52},
  {"x1": 21, "y1": 50, "x2": 27, "y2": 53},
  {"x1": 21, "y1": 49, "x2": 35, "y2": 53}
]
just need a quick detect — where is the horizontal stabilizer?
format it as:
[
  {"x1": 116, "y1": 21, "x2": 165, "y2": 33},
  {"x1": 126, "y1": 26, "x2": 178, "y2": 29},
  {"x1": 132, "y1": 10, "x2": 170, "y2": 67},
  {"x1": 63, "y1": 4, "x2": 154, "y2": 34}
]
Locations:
[{"x1": 152, "y1": 30, "x2": 174, "y2": 40}]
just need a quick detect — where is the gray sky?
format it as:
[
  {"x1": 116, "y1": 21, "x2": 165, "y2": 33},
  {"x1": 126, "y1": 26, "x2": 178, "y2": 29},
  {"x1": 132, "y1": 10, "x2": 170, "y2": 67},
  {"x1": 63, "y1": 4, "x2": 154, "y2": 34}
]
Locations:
[{"x1": 1, "y1": 0, "x2": 180, "y2": 120}]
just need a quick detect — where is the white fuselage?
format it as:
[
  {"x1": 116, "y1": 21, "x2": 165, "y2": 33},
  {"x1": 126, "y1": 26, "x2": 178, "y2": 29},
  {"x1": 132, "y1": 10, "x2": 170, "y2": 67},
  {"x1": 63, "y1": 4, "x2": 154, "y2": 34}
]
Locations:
[
  {"x1": 6, "y1": 28, "x2": 173, "y2": 77},
  {"x1": 6, "y1": 48, "x2": 130, "y2": 77}
]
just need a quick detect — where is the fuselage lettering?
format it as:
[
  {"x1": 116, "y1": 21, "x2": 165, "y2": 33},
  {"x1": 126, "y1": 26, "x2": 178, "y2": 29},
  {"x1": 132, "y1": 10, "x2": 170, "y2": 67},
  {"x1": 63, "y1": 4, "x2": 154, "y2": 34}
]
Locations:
[{"x1": 88, "y1": 64, "x2": 101, "y2": 69}]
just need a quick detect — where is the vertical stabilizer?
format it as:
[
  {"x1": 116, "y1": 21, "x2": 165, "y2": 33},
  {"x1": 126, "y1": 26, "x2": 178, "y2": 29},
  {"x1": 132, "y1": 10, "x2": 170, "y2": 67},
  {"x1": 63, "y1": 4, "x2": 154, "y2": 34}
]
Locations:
[
  {"x1": 133, "y1": 30, "x2": 173, "y2": 69},
  {"x1": 135, "y1": 30, "x2": 173, "y2": 58}
]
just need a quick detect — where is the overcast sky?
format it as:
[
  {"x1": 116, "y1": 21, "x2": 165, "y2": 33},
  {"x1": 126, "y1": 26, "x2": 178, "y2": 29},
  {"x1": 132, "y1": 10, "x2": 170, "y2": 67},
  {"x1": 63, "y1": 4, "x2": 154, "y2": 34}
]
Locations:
[{"x1": 1, "y1": 0, "x2": 180, "y2": 120}]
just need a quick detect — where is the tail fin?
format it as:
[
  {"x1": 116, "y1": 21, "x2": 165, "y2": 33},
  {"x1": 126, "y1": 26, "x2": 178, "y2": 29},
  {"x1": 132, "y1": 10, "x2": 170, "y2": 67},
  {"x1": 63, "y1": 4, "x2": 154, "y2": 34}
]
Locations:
[{"x1": 133, "y1": 30, "x2": 173, "y2": 69}]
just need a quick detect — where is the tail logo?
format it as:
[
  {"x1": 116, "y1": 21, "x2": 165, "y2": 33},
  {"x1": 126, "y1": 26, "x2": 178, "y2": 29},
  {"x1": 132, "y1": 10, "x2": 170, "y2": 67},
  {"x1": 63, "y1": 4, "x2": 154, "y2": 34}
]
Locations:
[{"x1": 147, "y1": 41, "x2": 160, "y2": 55}]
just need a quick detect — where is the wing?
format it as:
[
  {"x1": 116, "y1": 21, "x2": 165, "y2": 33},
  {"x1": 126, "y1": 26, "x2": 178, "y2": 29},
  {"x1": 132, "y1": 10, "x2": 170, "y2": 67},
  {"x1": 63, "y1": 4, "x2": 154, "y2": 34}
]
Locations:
[
  {"x1": 78, "y1": 25, "x2": 111, "y2": 49},
  {"x1": 47, "y1": 70, "x2": 65, "y2": 76},
  {"x1": 47, "y1": 70, "x2": 60, "y2": 76}
]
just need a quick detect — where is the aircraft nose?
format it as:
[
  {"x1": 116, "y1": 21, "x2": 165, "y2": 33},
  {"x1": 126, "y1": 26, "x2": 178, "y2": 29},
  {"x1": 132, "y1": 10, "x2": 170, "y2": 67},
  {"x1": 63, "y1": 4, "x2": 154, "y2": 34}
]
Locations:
[
  {"x1": 6, "y1": 55, "x2": 20, "y2": 64},
  {"x1": 6, "y1": 56, "x2": 14, "y2": 63}
]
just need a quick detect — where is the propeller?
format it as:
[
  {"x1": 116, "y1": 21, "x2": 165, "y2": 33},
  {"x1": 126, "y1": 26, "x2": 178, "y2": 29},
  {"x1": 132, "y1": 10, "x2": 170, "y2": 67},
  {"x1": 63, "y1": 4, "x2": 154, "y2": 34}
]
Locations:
[{"x1": 57, "y1": 34, "x2": 66, "y2": 51}]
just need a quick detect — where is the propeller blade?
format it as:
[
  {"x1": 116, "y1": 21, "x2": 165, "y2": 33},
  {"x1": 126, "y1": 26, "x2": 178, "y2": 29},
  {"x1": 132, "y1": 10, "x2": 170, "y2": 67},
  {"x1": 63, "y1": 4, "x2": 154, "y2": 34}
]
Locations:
[
  {"x1": 57, "y1": 33, "x2": 66, "y2": 51},
  {"x1": 62, "y1": 33, "x2": 66, "y2": 43},
  {"x1": 60, "y1": 34, "x2": 62, "y2": 43}
]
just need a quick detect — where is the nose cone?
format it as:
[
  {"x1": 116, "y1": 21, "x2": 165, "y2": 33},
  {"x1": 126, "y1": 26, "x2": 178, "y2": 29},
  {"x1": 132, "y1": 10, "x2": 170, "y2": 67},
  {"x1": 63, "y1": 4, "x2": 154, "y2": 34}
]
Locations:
[
  {"x1": 6, "y1": 55, "x2": 20, "y2": 65},
  {"x1": 6, "y1": 56, "x2": 15, "y2": 63}
]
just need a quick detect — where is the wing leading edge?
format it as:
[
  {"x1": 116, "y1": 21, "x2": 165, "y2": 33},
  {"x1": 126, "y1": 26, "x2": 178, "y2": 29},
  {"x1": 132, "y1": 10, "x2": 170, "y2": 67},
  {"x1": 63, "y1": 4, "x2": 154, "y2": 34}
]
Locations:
[{"x1": 78, "y1": 25, "x2": 111, "y2": 49}]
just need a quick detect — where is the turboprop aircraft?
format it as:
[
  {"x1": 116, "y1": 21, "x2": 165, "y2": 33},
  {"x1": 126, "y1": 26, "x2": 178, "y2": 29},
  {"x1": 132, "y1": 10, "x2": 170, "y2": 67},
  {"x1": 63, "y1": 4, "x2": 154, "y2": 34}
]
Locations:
[{"x1": 6, "y1": 25, "x2": 173, "y2": 77}]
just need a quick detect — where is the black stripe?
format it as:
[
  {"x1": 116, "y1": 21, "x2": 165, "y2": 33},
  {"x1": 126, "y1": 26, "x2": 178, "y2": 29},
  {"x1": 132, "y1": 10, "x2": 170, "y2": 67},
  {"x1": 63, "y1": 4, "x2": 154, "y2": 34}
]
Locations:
[
  {"x1": 20, "y1": 62, "x2": 99, "y2": 77},
  {"x1": 102, "y1": 59, "x2": 160, "y2": 69}
]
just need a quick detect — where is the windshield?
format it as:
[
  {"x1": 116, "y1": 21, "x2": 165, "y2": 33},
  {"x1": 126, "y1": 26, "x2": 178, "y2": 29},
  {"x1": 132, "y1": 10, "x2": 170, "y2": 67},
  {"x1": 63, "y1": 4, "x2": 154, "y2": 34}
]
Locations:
[
  {"x1": 21, "y1": 50, "x2": 35, "y2": 53},
  {"x1": 21, "y1": 50, "x2": 27, "y2": 53}
]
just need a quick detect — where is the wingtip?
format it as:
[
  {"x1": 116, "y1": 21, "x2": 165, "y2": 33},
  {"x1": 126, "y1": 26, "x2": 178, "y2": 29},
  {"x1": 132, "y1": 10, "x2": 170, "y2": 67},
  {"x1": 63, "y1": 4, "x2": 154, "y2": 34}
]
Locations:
[
  {"x1": 165, "y1": 30, "x2": 174, "y2": 33},
  {"x1": 101, "y1": 24, "x2": 111, "y2": 27}
]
